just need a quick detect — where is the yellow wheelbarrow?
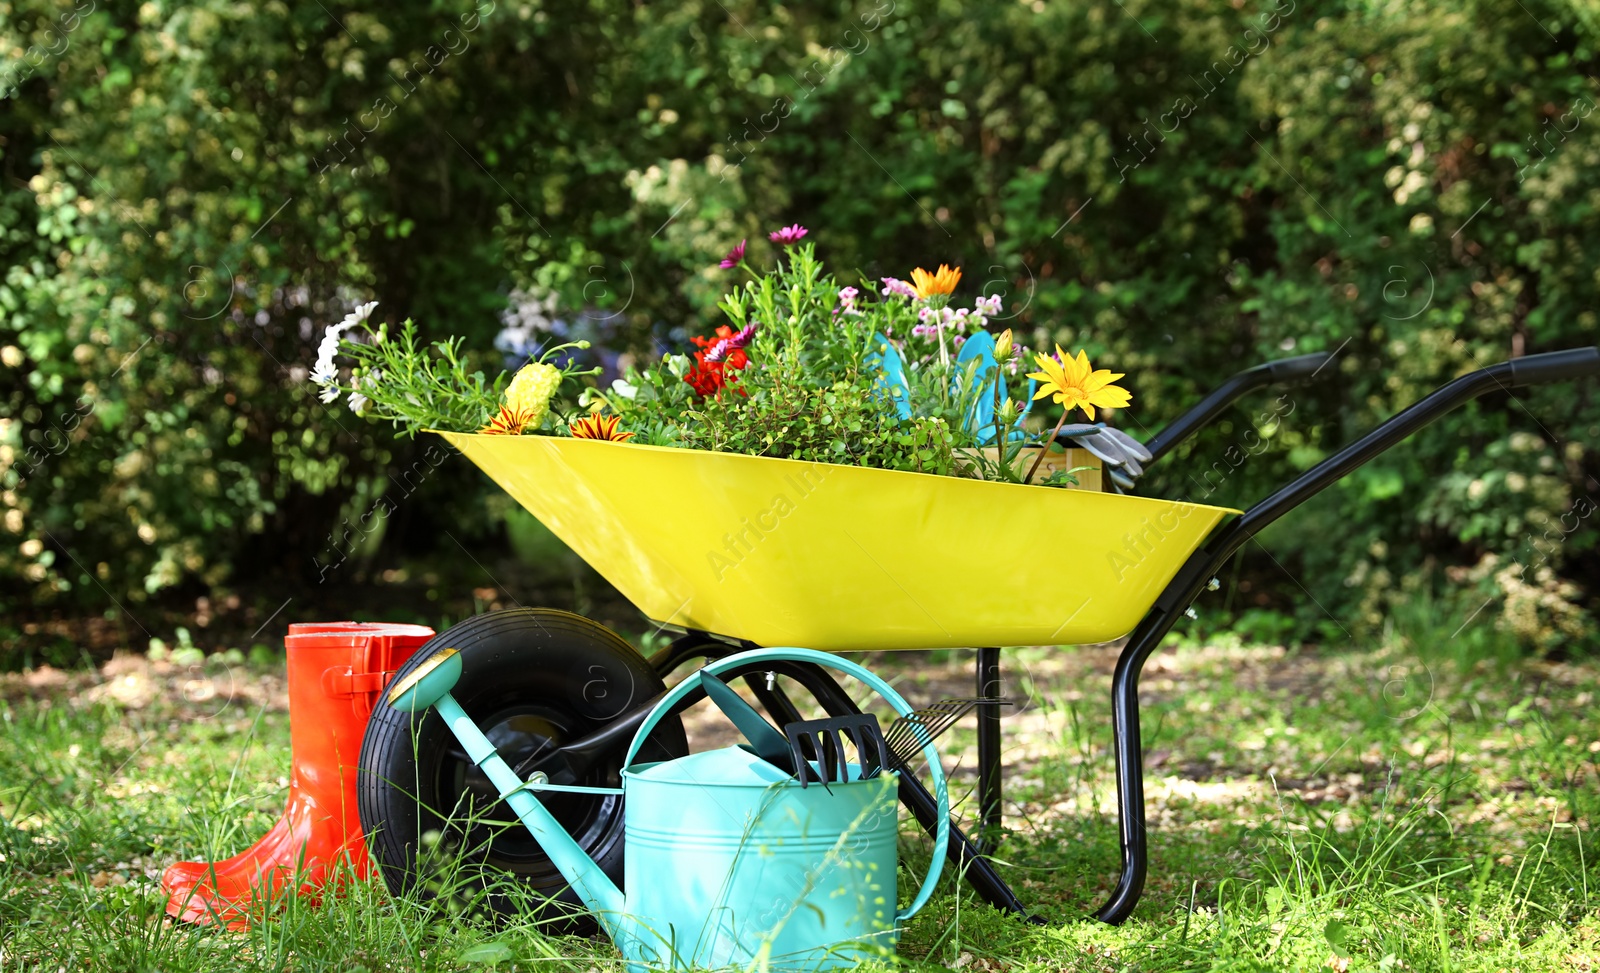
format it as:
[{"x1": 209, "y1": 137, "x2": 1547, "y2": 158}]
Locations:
[{"x1": 357, "y1": 347, "x2": 1599, "y2": 928}]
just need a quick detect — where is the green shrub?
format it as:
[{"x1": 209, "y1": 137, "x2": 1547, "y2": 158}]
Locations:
[{"x1": 1, "y1": 0, "x2": 1595, "y2": 651}]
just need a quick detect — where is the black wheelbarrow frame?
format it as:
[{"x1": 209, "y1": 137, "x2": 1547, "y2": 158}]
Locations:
[{"x1": 391, "y1": 345, "x2": 1600, "y2": 925}]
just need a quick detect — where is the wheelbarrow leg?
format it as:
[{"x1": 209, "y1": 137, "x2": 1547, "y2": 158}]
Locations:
[
  {"x1": 1094, "y1": 345, "x2": 1600, "y2": 920},
  {"x1": 1095, "y1": 627, "x2": 1165, "y2": 924},
  {"x1": 975, "y1": 646, "x2": 1004, "y2": 853}
]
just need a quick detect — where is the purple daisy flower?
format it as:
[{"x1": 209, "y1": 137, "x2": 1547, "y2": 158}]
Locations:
[
  {"x1": 768, "y1": 224, "x2": 808, "y2": 246},
  {"x1": 719, "y1": 238, "x2": 747, "y2": 270},
  {"x1": 705, "y1": 321, "x2": 759, "y2": 363}
]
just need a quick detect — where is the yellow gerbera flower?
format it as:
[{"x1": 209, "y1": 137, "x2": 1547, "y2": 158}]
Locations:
[
  {"x1": 1026, "y1": 346, "x2": 1132, "y2": 420},
  {"x1": 909, "y1": 264, "x2": 962, "y2": 300},
  {"x1": 569, "y1": 414, "x2": 635, "y2": 442}
]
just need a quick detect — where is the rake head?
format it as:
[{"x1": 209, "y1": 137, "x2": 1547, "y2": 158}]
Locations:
[{"x1": 882, "y1": 697, "x2": 1011, "y2": 772}]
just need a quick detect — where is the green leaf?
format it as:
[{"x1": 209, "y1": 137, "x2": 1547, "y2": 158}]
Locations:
[
  {"x1": 1324, "y1": 919, "x2": 1355, "y2": 949},
  {"x1": 457, "y1": 941, "x2": 515, "y2": 965}
]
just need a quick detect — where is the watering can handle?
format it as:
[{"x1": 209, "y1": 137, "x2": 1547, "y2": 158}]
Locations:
[{"x1": 623, "y1": 647, "x2": 951, "y2": 924}]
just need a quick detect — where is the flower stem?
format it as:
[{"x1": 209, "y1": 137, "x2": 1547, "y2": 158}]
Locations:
[{"x1": 1024, "y1": 411, "x2": 1070, "y2": 484}]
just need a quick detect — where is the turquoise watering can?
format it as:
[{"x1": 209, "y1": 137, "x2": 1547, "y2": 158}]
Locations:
[{"x1": 386, "y1": 646, "x2": 951, "y2": 971}]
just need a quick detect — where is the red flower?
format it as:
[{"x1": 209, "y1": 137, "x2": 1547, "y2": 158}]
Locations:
[{"x1": 685, "y1": 325, "x2": 750, "y2": 397}]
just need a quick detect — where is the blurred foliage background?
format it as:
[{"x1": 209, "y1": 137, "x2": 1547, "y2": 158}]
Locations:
[{"x1": 1, "y1": 0, "x2": 1596, "y2": 665}]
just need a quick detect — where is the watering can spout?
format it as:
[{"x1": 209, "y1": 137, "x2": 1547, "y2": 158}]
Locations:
[
  {"x1": 484, "y1": 777, "x2": 627, "y2": 936},
  {"x1": 386, "y1": 649, "x2": 629, "y2": 936}
]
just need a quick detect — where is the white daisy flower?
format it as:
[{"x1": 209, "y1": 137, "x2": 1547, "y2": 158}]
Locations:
[
  {"x1": 314, "y1": 328, "x2": 351, "y2": 382},
  {"x1": 345, "y1": 301, "x2": 379, "y2": 326},
  {"x1": 311, "y1": 301, "x2": 378, "y2": 388}
]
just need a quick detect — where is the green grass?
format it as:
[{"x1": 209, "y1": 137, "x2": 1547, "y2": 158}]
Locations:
[{"x1": 2, "y1": 632, "x2": 1597, "y2": 972}]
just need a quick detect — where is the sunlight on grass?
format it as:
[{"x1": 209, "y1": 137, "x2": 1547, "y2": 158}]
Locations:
[{"x1": 2, "y1": 629, "x2": 1596, "y2": 971}]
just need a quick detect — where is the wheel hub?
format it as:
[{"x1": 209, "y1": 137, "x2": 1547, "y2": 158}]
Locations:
[{"x1": 443, "y1": 705, "x2": 616, "y2": 867}]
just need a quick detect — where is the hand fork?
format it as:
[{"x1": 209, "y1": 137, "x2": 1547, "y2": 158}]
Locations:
[{"x1": 782, "y1": 714, "x2": 888, "y2": 788}]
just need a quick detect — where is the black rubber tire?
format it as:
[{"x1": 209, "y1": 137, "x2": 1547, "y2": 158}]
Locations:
[{"x1": 357, "y1": 608, "x2": 686, "y2": 925}]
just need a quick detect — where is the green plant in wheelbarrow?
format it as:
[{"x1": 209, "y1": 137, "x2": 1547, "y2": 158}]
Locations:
[
  {"x1": 306, "y1": 226, "x2": 1132, "y2": 488},
  {"x1": 307, "y1": 300, "x2": 599, "y2": 437}
]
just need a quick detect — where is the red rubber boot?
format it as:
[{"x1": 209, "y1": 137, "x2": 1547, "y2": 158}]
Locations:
[{"x1": 162, "y1": 621, "x2": 434, "y2": 928}]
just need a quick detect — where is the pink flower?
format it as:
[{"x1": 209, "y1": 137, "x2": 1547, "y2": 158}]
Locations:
[
  {"x1": 1008, "y1": 344, "x2": 1031, "y2": 374},
  {"x1": 768, "y1": 224, "x2": 808, "y2": 246},
  {"x1": 719, "y1": 238, "x2": 747, "y2": 269},
  {"x1": 834, "y1": 286, "x2": 861, "y2": 317},
  {"x1": 881, "y1": 277, "x2": 917, "y2": 300}
]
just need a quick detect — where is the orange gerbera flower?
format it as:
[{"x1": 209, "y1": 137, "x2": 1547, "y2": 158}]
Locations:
[
  {"x1": 480, "y1": 405, "x2": 538, "y2": 435},
  {"x1": 569, "y1": 414, "x2": 636, "y2": 442},
  {"x1": 909, "y1": 264, "x2": 962, "y2": 300}
]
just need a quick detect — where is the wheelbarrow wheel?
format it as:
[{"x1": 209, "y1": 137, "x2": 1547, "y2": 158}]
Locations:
[{"x1": 357, "y1": 608, "x2": 686, "y2": 927}]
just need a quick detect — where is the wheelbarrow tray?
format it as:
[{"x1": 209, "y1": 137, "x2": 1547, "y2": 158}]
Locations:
[{"x1": 440, "y1": 433, "x2": 1240, "y2": 650}]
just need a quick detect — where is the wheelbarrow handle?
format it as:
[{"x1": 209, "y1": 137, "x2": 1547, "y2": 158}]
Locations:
[
  {"x1": 1506, "y1": 345, "x2": 1600, "y2": 386},
  {"x1": 1216, "y1": 346, "x2": 1600, "y2": 568},
  {"x1": 1263, "y1": 350, "x2": 1337, "y2": 383},
  {"x1": 1142, "y1": 351, "x2": 1335, "y2": 465},
  {"x1": 1095, "y1": 345, "x2": 1600, "y2": 924}
]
